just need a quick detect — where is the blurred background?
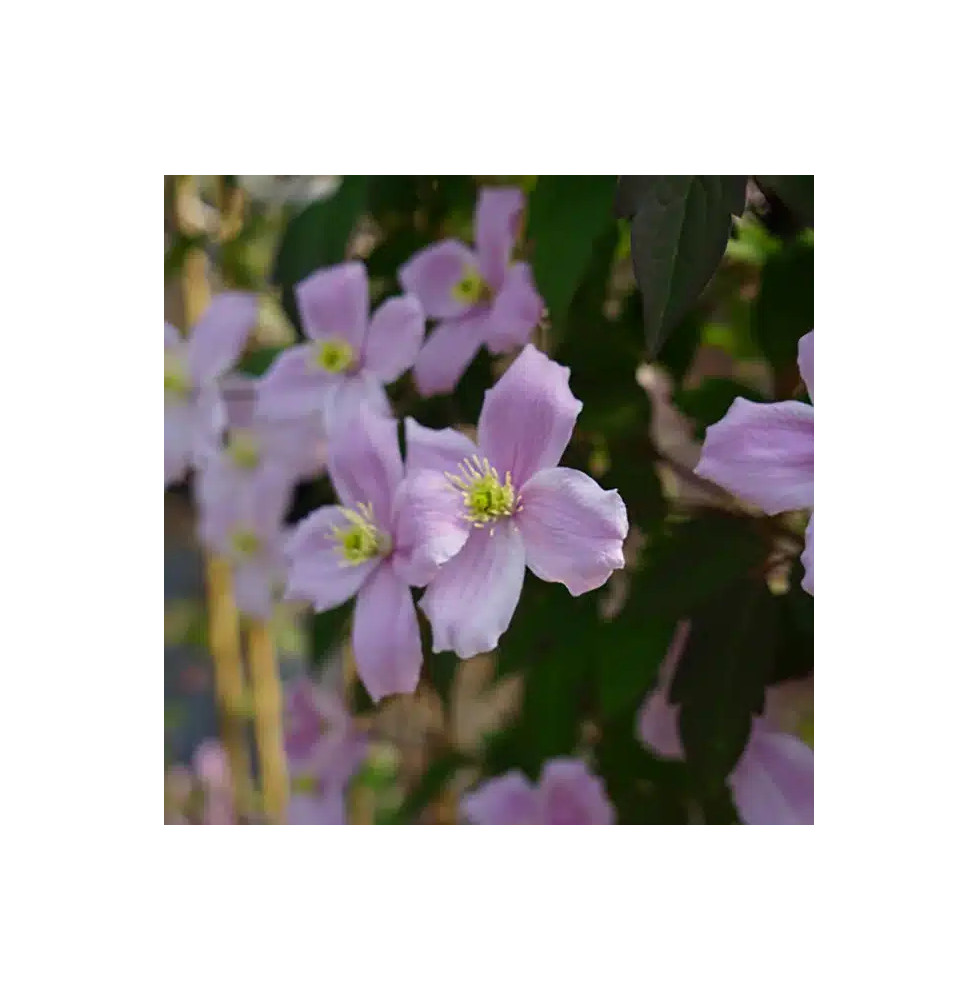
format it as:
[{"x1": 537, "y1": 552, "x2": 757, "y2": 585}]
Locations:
[{"x1": 164, "y1": 175, "x2": 814, "y2": 824}]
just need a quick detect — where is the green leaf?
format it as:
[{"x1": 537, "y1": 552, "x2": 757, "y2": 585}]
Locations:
[
  {"x1": 526, "y1": 176, "x2": 619, "y2": 326},
  {"x1": 755, "y1": 175, "x2": 814, "y2": 229},
  {"x1": 616, "y1": 175, "x2": 747, "y2": 354},
  {"x1": 753, "y1": 236, "x2": 814, "y2": 375},
  {"x1": 307, "y1": 605, "x2": 350, "y2": 676},
  {"x1": 272, "y1": 176, "x2": 370, "y2": 330}
]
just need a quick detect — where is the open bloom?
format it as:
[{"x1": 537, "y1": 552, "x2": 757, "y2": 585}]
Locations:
[
  {"x1": 196, "y1": 463, "x2": 291, "y2": 620},
  {"x1": 398, "y1": 344, "x2": 628, "y2": 659},
  {"x1": 284, "y1": 406, "x2": 433, "y2": 701},
  {"x1": 164, "y1": 292, "x2": 257, "y2": 486},
  {"x1": 398, "y1": 187, "x2": 543, "y2": 396},
  {"x1": 695, "y1": 331, "x2": 814, "y2": 593},
  {"x1": 284, "y1": 675, "x2": 368, "y2": 825},
  {"x1": 257, "y1": 262, "x2": 424, "y2": 429},
  {"x1": 461, "y1": 758, "x2": 614, "y2": 824},
  {"x1": 637, "y1": 621, "x2": 814, "y2": 825}
]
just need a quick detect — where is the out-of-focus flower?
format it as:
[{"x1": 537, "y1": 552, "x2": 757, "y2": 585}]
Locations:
[
  {"x1": 694, "y1": 331, "x2": 814, "y2": 594},
  {"x1": 239, "y1": 175, "x2": 342, "y2": 207},
  {"x1": 193, "y1": 739, "x2": 235, "y2": 825},
  {"x1": 399, "y1": 345, "x2": 627, "y2": 659},
  {"x1": 461, "y1": 758, "x2": 614, "y2": 824},
  {"x1": 398, "y1": 188, "x2": 543, "y2": 396},
  {"x1": 636, "y1": 621, "x2": 814, "y2": 825},
  {"x1": 196, "y1": 464, "x2": 291, "y2": 620},
  {"x1": 284, "y1": 675, "x2": 368, "y2": 825},
  {"x1": 285, "y1": 406, "x2": 432, "y2": 701},
  {"x1": 164, "y1": 293, "x2": 257, "y2": 486},
  {"x1": 257, "y1": 262, "x2": 424, "y2": 430}
]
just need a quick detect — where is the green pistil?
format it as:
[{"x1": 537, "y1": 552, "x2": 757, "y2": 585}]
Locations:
[
  {"x1": 446, "y1": 456, "x2": 518, "y2": 526},
  {"x1": 227, "y1": 430, "x2": 261, "y2": 470},
  {"x1": 451, "y1": 266, "x2": 491, "y2": 307},
  {"x1": 230, "y1": 528, "x2": 262, "y2": 559},
  {"x1": 331, "y1": 502, "x2": 390, "y2": 566},
  {"x1": 315, "y1": 338, "x2": 355, "y2": 374}
]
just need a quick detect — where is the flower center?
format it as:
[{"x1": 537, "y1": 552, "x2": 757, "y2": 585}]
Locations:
[
  {"x1": 331, "y1": 502, "x2": 391, "y2": 566},
  {"x1": 314, "y1": 338, "x2": 355, "y2": 374},
  {"x1": 226, "y1": 430, "x2": 261, "y2": 469},
  {"x1": 230, "y1": 527, "x2": 262, "y2": 559},
  {"x1": 164, "y1": 352, "x2": 191, "y2": 398},
  {"x1": 451, "y1": 266, "x2": 491, "y2": 307},
  {"x1": 446, "y1": 456, "x2": 518, "y2": 526}
]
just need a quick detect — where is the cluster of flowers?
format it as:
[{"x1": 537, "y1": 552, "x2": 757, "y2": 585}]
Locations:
[{"x1": 164, "y1": 185, "x2": 814, "y2": 824}]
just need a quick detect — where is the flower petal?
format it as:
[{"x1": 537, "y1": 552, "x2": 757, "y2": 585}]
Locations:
[
  {"x1": 165, "y1": 321, "x2": 180, "y2": 349},
  {"x1": 460, "y1": 771, "x2": 539, "y2": 824},
  {"x1": 539, "y1": 759, "x2": 615, "y2": 824},
  {"x1": 325, "y1": 405, "x2": 403, "y2": 528},
  {"x1": 518, "y1": 467, "x2": 627, "y2": 596},
  {"x1": 256, "y1": 345, "x2": 330, "y2": 421},
  {"x1": 404, "y1": 417, "x2": 476, "y2": 475},
  {"x1": 288, "y1": 791, "x2": 346, "y2": 825},
  {"x1": 352, "y1": 561, "x2": 423, "y2": 701},
  {"x1": 321, "y1": 372, "x2": 392, "y2": 431},
  {"x1": 636, "y1": 691, "x2": 684, "y2": 759},
  {"x1": 284, "y1": 506, "x2": 377, "y2": 611},
  {"x1": 695, "y1": 398, "x2": 814, "y2": 514},
  {"x1": 187, "y1": 292, "x2": 257, "y2": 384},
  {"x1": 728, "y1": 726, "x2": 814, "y2": 825},
  {"x1": 398, "y1": 239, "x2": 481, "y2": 320},
  {"x1": 412, "y1": 312, "x2": 488, "y2": 398},
  {"x1": 419, "y1": 521, "x2": 526, "y2": 659},
  {"x1": 798, "y1": 330, "x2": 813, "y2": 401},
  {"x1": 391, "y1": 470, "x2": 470, "y2": 587},
  {"x1": 164, "y1": 400, "x2": 192, "y2": 486},
  {"x1": 233, "y1": 558, "x2": 276, "y2": 621},
  {"x1": 801, "y1": 514, "x2": 813, "y2": 595},
  {"x1": 295, "y1": 262, "x2": 368, "y2": 350},
  {"x1": 484, "y1": 263, "x2": 543, "y2": 353},
  {"x1": 475, "y1": 187, "x2": 524, "y2": 290},
  {"x1": 477, "y1": 344, "x2": 582, "y2": 489},
  {"x1": 362, "y1": 293, "x2": 425, "y2": 383}
]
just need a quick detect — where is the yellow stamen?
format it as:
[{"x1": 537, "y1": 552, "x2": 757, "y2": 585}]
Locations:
[
  {"x1": 227, "y1": 430, "x2": 261, "y2": 469},
  {"x1": 331, "y1": 502, "x2": 391, "y2": 566},
  {"x1": 451, "y1": 266, "x2": 491, "y2": 307},
  {"x1": 445, "y1": 455, "x2": 517, "y2": 526},
  {"x1": 230, "y1": 527, "x2": 262, "y2": 559},
  {"x1": 314, "y1": 338, "x2": 355, "y2": 374}
]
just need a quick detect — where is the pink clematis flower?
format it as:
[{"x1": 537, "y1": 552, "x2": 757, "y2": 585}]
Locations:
[
  {"x1": 257, "y1": 262, "x2": 424, "y2": 429},
  {"x1": 195, "y1": 463, "x2": 291, "y2": 620},
  {"x1": 398, "y1": 344, "x2": 628, "y2": 659},
  {"x1": 461, "y1": 758, "x2": 614, "y2": 825},
  {"x1": 284, "y1": 406, "x2": 436, "y2": 701},
  {"x1": 284, "y1": 675, "x2": 368, "y2": 825},
  {"x1": 695, "y1": 331, "x2": 814, "y2": 594},
  {"x1": 637, "y1": 621, "x2": 814, "y2": 825},
  {"x1": 164, "y1": 292, "x2": 257, "y2": 486},
  {"x1": 398, "y1": 187, "x2": 544, "y2": 396}
]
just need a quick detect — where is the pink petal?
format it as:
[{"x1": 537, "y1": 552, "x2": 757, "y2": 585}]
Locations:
[
  {"x1": 295, "y1": 262, "x2": 369, "y2": 351},
  {"x1": 325, "y1": 406, "x2": 403, "y2": 529},
  {"x1": 412, "y1": 312, "x2": 488, "y2": 398},
  {"x1": 398, "y1": 239, "x2": 482, "y2": 320},
  {"x1": 288, "y1": 791, "x2": 346, "y2": 825},
  {"x1": 187, "y1": 292, "x2": 257, "y2": 385},
  {"x1": 352, "y1": 561, "x2": 423, "y2": 701},
  {"x1": 233, "y1": 558, "x2": 276, "y2": 621},
  {"x1": 165, "y1": 400, "x2": 193, "y2": 486},
  {"x1": 321, "y1": 372, "x2": 392, "y2": 431},
  {"x1": 798, "y1": 330, "x2": 813, "y2": 401},
  {"x1": 484, "y1": 263, "x2": 543, "y2": 353},
  {"x1": 165, "y1": 321, "x2": 180, "y2": 349},
  {"x1": 636, "y1": 691, "x2": 684, "y2": 759},
  {"x1": 404, "y1": 417, "x2": 476, "y2": 475},
  {"x1": 539, "y1": 759, "x2": 615, "y2": 824},
  {"x1": 256, "y1": 344, "x2": 331, "y2": 421},
  {"x1": 518, "y1": 467, "x2": 627, "y2": 597},
  {"x1": 460, "y1": 771, "x2": 540, "y2": 824},
  {"x1": 728, "y1": 726, "x2": 814, "y2": 825},
  {"x1": 362, "y1": 293, "x2": 425, "y2": 383},
  {"x1": 418, "y1": 521, "x2": 526, "y2": 659},
  {"x1": 391, "y1": 470, "x2": 470, "y2": 587},
  {"x1": 695, "y1": 398, "x2": 814, "y2": 514},
  {"x1": 801, "y1": 515, "x2": 813, "y2": 595},
  {"x1": 474, "y1": 187, "x2": 525, "y2": 290},
  {"x1": 284, "y1": 506, "x2": 377, "y2": 611},
  {"x1": 477, "y1": 344, "x2": 582, "y2": 489}
]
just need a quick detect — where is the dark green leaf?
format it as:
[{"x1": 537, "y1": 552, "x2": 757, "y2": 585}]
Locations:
[
  {"x1": 755, "y1": 175, "x2": 814, "y2": 229},
  {"x1": 674, "y1": 378, "x2": 768, "y2": 437},
  {"x1": 753, "y1": 236, "x2": 814, "y2": 376},
  {"x1": 616, "y1": 175, "x2": 747, "y2": 354}
]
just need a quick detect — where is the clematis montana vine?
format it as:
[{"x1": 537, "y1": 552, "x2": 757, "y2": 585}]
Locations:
[
  {"x1": 164, "y1": 292, "x2": 257, "y2": 486},
  {"x1": 257, "y1": 262, "x2": 424, "y2": 429},
  {"x1": 695, "y1": 331, "x2": 814, "y2": 594},
  {"x1": 284, "y1": 675, "x2": 368, "y2": 825},
  {"x1": 398, "y1": 187, "x2": 543, "y2": 396},
  {"x1": 398, "y1": 344, "x2": 628, "y2": 660},
  {"x1": 284, "y1": 406, "x2": 437, "y2": 701},
  {"x1": 461, "y1": 758, "x2": 614, "y2": 825},
  {"x1": 637, "y1": 621, "x2": 814, "y2": 825}
]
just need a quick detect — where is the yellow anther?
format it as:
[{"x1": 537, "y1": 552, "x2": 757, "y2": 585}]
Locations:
[
  {"x1": 451, "y1": 266, "x2": 491, "y2": 307},
  {"x1": 227, "y1": 430, "x2": 261, "y2": 469},
  {"x1": 230, "y1": 528, "x2": 262, "y2": 559},
  {"x1": 445, "y1": 455, "x2": 517, "y2": 526},
  {"x1": 314, "y1": 338, "x2": 355, "y2": 374},
  {"x1": 330, "y1": 502, "x2": 390, "y2": 566}
]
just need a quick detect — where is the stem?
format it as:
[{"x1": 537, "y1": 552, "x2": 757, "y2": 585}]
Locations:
[{"x1": 247, "y1": 619, "x2": 288, "y2": 823}]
